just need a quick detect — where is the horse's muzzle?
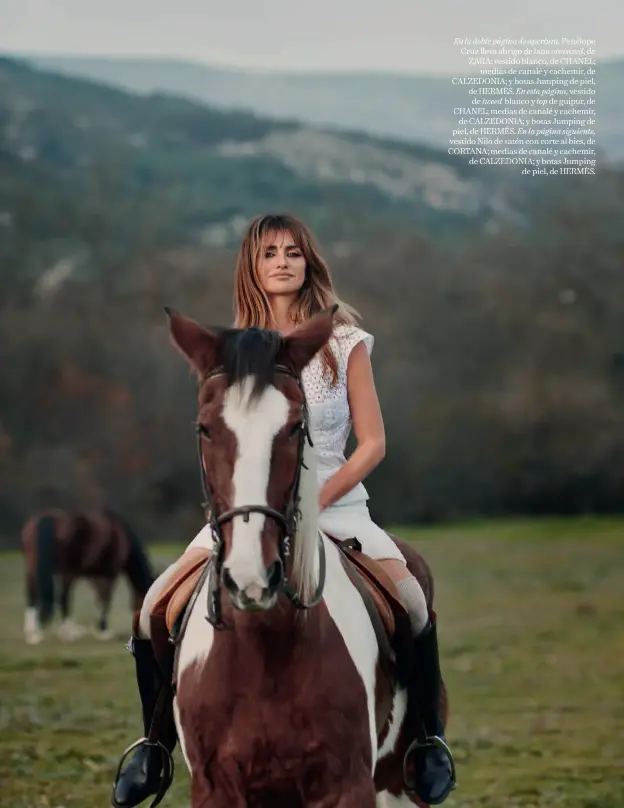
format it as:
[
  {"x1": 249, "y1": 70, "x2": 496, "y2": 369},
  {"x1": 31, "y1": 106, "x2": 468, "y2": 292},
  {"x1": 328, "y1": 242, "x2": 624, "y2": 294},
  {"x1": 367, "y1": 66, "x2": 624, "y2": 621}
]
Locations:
[{"x1": 222, "y1": 558, "x2": 284, "y2": 611}]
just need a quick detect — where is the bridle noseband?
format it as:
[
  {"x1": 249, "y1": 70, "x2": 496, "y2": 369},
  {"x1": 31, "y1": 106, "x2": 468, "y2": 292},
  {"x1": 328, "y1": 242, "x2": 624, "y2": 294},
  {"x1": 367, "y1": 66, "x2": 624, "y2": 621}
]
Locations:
[{"x1": 195, "y1": 364, "x2": 326, "y2": 629}]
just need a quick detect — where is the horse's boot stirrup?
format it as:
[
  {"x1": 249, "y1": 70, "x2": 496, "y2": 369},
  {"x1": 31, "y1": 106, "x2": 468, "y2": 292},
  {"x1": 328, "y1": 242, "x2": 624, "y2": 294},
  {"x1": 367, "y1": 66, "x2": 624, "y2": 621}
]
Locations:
[
  {"x1": 111, "y1": 637, "x2": 176, "y2": 808},
  {"x1": 402, "y1": 615, "x2": 457, "y2": 805}
]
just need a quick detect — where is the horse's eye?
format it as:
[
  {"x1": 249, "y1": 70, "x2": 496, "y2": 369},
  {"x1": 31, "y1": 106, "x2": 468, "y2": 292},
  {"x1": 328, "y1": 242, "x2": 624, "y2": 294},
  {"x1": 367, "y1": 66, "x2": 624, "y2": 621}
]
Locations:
[{"x1": 199, "y1": 424, "x2": 211, "y2": 440}]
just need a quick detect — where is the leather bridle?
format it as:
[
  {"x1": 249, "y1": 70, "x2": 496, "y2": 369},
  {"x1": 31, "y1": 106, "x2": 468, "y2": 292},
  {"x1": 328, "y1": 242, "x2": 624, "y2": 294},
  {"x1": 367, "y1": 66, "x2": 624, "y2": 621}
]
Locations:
[{"x1": 195, "y1": 364, "x2": 326, "y2": 629}]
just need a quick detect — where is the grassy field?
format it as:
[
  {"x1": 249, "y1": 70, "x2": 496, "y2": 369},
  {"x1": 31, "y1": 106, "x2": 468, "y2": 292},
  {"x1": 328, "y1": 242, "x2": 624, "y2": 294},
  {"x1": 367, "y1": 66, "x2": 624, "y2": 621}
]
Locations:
[{"x1": 1, "y1": 516, "x2": 623, "y2": 808}]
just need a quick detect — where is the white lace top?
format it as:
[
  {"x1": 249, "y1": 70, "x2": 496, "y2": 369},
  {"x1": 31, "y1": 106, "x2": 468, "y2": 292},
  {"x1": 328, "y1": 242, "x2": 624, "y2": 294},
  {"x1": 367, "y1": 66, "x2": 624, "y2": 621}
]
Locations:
[{"x1": 301, "y1": 323, "x2": 374, "y2": 505}]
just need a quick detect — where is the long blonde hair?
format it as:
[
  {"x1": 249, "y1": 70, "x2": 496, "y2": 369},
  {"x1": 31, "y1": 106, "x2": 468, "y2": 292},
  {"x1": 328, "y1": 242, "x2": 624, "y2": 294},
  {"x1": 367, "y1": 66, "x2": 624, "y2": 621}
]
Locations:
[{"x1": 233, "y1": 213, "x2": 360, "y2": 384}]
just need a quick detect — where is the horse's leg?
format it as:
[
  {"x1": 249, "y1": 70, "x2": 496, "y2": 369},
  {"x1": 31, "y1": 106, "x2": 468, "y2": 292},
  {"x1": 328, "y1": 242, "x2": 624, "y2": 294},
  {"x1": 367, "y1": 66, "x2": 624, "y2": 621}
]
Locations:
[
  {"x1": 24, "y1": 569, "x2": 43, "y2": 645},
  {"x1": 56, "y1": 577, "x2": 86, "y2": 641},
  {"x1": 92, "y1": 577, "x2": 115, "y2": 640}
]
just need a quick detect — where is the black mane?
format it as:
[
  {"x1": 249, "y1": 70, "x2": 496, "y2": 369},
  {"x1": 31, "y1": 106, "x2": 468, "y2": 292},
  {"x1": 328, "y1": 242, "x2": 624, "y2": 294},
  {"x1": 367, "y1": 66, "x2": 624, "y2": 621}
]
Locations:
[{"x1": 218, "y1": 327, "x2": 284, "y2": 400}]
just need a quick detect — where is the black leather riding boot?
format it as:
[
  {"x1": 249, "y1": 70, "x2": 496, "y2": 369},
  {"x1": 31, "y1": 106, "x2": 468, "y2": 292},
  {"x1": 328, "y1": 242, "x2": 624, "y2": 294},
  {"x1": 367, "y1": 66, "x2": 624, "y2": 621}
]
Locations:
[
  {"x1": 403, "y1": 615, "x2": 456, "y2": 805},
  {"x1": 111, "y1": 637, "x2": 177, "y2": 808}
]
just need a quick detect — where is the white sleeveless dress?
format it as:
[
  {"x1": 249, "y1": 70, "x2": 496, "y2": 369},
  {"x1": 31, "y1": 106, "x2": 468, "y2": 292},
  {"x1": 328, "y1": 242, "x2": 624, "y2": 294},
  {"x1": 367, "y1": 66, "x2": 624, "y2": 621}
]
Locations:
[{"x1": 302, "y1": 324, "x2": 405, "y2": 563}]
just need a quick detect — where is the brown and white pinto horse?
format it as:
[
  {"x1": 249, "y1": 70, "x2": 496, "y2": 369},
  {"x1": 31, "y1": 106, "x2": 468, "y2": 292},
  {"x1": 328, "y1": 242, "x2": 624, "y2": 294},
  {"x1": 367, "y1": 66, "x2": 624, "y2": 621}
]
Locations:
[
  {"x1": 166, "y1": 305, "x2": 448, "y2": 808},
  {"x1": 21, "y1": 508, "x2": 154, "y2": 644}
]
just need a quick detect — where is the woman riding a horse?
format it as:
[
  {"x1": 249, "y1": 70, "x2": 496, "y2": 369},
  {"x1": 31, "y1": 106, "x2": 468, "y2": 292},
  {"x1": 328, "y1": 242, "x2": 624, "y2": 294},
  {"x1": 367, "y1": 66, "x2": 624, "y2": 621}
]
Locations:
[{"x1": 111, "y1": 214, "x2": 456, "y2": 807}]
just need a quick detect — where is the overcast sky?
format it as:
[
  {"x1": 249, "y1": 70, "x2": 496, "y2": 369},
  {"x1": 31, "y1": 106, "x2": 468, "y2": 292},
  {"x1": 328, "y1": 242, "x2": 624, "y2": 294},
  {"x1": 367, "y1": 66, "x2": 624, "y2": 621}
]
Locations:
[{"x1": 2, "y1": 0, "x2": 621, "y2": 74}]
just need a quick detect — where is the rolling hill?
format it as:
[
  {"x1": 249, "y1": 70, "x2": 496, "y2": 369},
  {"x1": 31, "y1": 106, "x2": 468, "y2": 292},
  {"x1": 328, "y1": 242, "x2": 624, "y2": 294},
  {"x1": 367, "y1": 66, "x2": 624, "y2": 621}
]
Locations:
[
  {"x1": 18, "y1": 53, "x2": 624, "y2": 162},
  {"x1": 0, "y1": 55, "x2": 530, "y2": 293}
]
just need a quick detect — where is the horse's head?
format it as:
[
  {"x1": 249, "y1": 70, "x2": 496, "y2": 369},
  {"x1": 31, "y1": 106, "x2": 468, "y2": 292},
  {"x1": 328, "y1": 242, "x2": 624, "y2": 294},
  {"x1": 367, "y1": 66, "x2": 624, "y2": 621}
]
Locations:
[{"x1": 167, "y1": 305, "x2": 337, "y2": 613}]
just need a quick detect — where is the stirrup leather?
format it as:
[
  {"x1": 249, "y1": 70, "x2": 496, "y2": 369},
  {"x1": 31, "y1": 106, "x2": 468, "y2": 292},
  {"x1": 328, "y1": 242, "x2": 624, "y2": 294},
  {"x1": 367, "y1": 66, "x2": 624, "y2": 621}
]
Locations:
[{"x1": 111, "y1": 737, "x2": 175, "y2": 808}]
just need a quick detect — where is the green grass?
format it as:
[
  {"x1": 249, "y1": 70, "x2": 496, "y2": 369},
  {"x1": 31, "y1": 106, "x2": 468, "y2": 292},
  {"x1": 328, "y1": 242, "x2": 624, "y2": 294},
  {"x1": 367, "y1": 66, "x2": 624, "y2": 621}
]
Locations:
[{"x1": 1, "y1": 517, "x2": 623, "y2": 807}]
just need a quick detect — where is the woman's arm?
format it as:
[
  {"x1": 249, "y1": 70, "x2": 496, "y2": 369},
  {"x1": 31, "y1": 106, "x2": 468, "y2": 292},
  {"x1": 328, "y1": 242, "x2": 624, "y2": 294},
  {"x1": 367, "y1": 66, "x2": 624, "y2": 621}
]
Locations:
[{"x1": 318, "y1": 340, "x2": 386, "y2": 510}]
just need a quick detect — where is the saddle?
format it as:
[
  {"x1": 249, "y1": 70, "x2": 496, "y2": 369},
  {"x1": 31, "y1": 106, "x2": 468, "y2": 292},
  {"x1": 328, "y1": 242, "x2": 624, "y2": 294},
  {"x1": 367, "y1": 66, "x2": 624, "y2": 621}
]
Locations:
[
  {"x1": 147, "y1": 535, "x2": 412, "y2": 703},
  {"x1": 328, "y1": 536, "x2": 412, "y2": 667}
]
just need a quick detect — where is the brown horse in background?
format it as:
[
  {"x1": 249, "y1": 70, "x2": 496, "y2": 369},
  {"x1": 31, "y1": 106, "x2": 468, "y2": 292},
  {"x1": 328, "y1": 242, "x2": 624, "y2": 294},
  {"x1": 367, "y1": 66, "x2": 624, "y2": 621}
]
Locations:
[{"x1": 21, "y1": 508, "x2": 155, "y2": 644}]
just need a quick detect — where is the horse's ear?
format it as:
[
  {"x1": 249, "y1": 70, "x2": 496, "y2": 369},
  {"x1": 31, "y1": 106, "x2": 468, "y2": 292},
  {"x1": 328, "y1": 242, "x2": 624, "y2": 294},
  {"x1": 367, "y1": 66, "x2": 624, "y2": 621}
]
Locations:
[
  {"x1": 165, "y1": 307, "x2": 221, "y2": 378},
  {"x1": 280, "y1": 304, "x2": 338, "y2": 375}
]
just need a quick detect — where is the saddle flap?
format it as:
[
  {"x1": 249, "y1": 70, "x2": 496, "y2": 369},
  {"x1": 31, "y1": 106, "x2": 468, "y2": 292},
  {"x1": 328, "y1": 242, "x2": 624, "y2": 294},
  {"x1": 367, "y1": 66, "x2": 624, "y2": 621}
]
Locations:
[
  {"x1": 326, "y1": 534, "x2": 408, "y2": 638},
  {"x1": 150, "y1": 547, "x2": 212, "y2": 634}
]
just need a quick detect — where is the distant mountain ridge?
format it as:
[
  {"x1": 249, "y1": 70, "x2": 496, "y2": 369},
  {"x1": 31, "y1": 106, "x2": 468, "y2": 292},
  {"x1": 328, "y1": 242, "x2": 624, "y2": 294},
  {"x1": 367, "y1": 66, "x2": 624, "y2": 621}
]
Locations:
[
  {"x1": 14, "y1": 53, "x2": 624, "y2": 161},
  {"x1": 0, "y1": 56, "x2": 532, "y2": 294}
]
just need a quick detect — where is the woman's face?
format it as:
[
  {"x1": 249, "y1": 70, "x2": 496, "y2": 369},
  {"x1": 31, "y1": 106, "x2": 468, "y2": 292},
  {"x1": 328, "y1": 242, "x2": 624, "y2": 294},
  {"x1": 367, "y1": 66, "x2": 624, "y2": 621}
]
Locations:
[{"x1": 256, "y1": 229, "x2": 307, "y2": 299}]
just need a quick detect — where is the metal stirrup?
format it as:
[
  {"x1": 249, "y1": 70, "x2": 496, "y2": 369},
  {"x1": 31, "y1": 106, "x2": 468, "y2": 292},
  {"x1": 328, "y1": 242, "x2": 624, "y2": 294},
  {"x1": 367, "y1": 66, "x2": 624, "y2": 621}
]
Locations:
[
  {"x1": 403, "y1": 735, "x2": 457, "y2": 794},
  {"x1": 111, "y1": 737, "x2": 175, "y2": 808}
]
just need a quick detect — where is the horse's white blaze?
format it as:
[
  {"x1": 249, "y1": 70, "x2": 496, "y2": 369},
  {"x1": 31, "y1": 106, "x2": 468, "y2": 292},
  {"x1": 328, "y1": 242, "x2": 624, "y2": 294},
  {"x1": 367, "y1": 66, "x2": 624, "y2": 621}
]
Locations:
[
  {"x1": 221, "y1": 379, "x2": 290, "y2": 598},
  {"x1": 319, "y1": 535, "x2": 380, "y2": 763}
]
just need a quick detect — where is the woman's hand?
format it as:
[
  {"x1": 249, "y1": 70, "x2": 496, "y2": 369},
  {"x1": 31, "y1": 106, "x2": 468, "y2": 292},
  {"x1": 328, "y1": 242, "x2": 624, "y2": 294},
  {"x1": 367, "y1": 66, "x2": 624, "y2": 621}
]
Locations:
[{"x1": 318, "y1": 485, "x2": 331, "y2": 513}]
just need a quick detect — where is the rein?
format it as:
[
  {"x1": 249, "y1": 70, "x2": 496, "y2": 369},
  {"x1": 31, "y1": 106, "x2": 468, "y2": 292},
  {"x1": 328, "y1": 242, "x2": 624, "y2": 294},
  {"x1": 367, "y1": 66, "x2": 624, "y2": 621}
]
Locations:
[{"x1": 195, "y1": 364, "x2": 326, "y2": 629}]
